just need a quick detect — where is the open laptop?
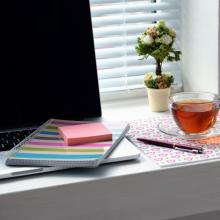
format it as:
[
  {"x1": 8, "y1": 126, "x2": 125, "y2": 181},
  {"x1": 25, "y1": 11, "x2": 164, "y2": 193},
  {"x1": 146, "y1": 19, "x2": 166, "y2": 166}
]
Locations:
[{"x1": 0, "y1": 1, "x2": 140, "y2": 179}]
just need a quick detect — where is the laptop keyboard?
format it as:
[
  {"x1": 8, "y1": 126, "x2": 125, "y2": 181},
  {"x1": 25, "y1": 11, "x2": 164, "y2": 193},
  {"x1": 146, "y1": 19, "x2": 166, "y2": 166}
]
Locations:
[{"x1": 0, "y1": 129, "x2": 36, "y2": 152}]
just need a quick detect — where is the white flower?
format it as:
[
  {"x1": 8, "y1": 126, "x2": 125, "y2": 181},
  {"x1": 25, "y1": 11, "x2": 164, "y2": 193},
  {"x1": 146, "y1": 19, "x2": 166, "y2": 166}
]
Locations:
[
  {"x1": 139, "y1": 34, "x2": 145, "y2": 43},
  {"x1": 161, "y1": 34, "x2": 172, "y2": 45},
  {"x1": 142, "y1": 35, "x2": 153, "y2": 45},
  {"x1": 152, "y1": 74, "x2": 158, "y2": 80},
  {"x1": 144, "y1": 72, "x2": 154, "y2": 80},
  {"x1": 138, "y1": 34, "x2": 143, "y2": 39},
  {"x1": 169, "y1": 29, "x2": 176, "y2": 38},
  {"x1": 155, "y1": 37, "x2": 161, "y2": 43}
]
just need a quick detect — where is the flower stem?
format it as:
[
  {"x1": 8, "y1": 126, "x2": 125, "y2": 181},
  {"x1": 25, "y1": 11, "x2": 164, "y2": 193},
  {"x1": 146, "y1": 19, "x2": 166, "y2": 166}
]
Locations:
[{"x1": 156, "y1": 60, "x2": 162, "y2": 76}]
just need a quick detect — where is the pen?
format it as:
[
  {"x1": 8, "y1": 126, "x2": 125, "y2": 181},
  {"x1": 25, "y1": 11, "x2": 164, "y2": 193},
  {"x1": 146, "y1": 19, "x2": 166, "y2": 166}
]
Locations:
[{"x1": 137, "y1": 137, "x2": 203, "y2": 154}]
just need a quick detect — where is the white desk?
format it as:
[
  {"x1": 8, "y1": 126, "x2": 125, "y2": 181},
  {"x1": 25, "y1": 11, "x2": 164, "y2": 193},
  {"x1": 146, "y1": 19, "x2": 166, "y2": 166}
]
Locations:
[{"x1": 1, "y1": 98, "x2": 220, "y2": 220}]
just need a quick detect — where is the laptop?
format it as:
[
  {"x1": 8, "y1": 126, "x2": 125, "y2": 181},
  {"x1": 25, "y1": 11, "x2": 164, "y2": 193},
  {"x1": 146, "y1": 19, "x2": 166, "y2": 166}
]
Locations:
[{"x1": 0, "y1": 1, "x2": 140, "y2": 179}]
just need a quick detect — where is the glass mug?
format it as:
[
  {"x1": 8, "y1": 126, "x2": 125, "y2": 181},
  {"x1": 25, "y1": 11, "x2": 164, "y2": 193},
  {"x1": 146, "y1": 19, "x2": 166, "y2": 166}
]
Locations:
[{"x1": 170, "y1": 92, "x2": 220, "y2": 135}]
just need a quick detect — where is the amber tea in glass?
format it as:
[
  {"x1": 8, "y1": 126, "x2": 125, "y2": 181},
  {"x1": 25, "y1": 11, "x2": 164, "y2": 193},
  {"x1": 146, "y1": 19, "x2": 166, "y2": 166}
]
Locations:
[{"x1": 170, "y1": 92, "x2": 220, "y2": 134}]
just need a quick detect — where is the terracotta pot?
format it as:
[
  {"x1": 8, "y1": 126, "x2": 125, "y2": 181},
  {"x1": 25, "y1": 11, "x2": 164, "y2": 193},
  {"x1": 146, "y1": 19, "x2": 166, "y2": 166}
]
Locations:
[{"x1": 146, "y1": 87, "x2": 170, "y2": 112}]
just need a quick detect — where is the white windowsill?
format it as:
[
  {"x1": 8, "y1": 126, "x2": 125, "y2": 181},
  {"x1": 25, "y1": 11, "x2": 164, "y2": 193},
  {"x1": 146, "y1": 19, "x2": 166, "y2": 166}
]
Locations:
[
  {"x1": 101, "y1": 97, "x2": 170, "y2": 121},
  {"x1": 100, "y1": 84, "x2": 183, "y2": 102}
]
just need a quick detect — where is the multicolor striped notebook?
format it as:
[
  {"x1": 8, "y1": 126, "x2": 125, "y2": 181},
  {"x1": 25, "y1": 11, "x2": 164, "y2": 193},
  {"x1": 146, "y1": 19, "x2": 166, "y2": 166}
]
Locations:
[{"x1": 6, "y1": 119, "x2": 130, "y2": 167}]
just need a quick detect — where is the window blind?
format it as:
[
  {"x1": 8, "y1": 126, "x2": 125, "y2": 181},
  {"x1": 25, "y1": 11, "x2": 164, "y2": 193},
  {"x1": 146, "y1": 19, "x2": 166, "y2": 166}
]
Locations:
[{"x1": 90, "y1": 0, "x2": 181, "y2": 94}]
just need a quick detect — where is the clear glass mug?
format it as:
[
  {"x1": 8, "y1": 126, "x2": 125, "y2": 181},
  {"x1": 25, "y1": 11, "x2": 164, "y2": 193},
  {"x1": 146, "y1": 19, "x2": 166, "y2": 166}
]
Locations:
[{"x1": 169, "y1": 92, "x2": 220, "y2": 135}]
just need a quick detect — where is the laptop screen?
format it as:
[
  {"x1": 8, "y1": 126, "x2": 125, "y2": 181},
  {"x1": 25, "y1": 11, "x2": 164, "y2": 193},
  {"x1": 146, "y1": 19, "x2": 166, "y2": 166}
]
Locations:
[{"x1": 0, "y1": 1, "x2": 101, "y2": 130}]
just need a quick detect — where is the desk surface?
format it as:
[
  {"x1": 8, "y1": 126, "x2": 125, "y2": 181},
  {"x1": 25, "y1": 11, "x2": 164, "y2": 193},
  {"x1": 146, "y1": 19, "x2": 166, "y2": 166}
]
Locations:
[{"x1": 1, "y1": 98, "x2": 220, "y2": 220}]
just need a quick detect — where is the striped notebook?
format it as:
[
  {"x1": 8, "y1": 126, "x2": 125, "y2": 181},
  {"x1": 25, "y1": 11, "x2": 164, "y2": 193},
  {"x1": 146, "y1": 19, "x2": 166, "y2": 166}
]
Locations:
[{"x1": 6, "y1": 119, "x2": 130, "y2": 167}]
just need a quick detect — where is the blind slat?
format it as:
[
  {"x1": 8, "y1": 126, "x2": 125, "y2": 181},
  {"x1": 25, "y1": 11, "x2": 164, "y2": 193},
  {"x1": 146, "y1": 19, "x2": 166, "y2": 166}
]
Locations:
[
  {"x1": 97, "y1": 55, "x2": 181, "y2": 71},
  {"x1": 91, "y1": 0, "x2": 148, "y2": 5},
  {"x1": 99, "y1": 70, "x2": 181, "y2": 92},
  {"x1": 94, "y1": 32, "x2": 180, "y2": 49},
  {"x1": 96, "y1": 55, "x2": 149, "y2": 70},
  {"x1": 91, "y1": 0, "x2": 178, "y2": 5},
  {"x1": 92, "y1": 11, "x2": 179, "y2": 27},
  {"x1": 98, "y1": 63, "x2": 181, "y2": 79},
  {"x1": 91, "y1": 1, "x2": 178, "y2": 17},
  {"x1": 95, "y1": 39, "x2": 180, "y2": 59},
  {"x1": 93, "y1": 21, "x2": 179, "y2": 38}
]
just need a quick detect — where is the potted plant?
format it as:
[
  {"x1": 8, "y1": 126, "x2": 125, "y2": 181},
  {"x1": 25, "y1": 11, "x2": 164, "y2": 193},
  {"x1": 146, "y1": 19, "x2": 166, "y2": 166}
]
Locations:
[{"x1": 136, "y1": 20, "x2": 181, "y2": 111}]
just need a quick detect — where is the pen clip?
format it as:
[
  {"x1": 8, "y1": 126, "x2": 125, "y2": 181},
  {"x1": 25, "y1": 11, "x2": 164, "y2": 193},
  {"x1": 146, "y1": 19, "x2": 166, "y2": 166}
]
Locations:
[{"x1": 174, "y1": 146, "x2": 203, "y2": 154}]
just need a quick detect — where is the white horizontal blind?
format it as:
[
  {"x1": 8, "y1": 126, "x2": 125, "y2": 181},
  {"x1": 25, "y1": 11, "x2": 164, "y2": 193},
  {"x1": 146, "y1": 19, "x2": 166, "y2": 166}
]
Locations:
[{"x1": 90, "y1": 0, "x2": 181, "y2": 94}]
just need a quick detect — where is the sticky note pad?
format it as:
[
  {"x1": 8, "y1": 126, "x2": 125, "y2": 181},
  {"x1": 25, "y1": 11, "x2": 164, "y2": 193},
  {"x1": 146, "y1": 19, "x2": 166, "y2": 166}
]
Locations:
[{"x1": 58, "y1": 123, "x2": 112, "y2": 146}]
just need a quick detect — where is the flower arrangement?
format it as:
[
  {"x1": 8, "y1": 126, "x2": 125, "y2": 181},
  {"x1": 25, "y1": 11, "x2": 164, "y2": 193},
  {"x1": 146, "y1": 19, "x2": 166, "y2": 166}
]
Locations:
[{"x1": 136, "y1": 20, "x2": 181, "y2": 89}]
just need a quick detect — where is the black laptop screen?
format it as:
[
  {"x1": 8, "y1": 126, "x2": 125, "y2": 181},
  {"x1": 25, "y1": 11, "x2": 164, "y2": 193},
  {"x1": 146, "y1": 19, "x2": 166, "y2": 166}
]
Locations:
[{"x1": 0, "y1": 0, "x2": 101, "y2": 129}]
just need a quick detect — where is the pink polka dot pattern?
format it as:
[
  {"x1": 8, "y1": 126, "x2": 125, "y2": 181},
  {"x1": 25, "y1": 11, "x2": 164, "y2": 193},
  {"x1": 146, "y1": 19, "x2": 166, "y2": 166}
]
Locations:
[{"x1": 128, "y1": 116, "x2": 220, "y2": 167}]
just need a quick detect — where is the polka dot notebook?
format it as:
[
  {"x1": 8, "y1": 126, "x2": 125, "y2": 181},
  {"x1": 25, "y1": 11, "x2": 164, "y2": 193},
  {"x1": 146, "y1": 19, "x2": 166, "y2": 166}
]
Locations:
[{"x1": 128, "y1": 116, "x2": 220, "y2": 167}]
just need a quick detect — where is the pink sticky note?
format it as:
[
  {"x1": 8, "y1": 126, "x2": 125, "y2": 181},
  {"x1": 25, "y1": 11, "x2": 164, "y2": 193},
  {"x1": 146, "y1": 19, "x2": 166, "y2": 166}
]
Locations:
[{"x1": 58, "y1": 123, "x2": 112, "y2": 146}]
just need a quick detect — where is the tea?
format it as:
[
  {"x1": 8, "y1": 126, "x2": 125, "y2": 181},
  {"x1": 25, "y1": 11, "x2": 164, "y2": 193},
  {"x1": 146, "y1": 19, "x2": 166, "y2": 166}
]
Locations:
[{"x1": 171, "y1": 99, "x2": 219, "y2": 133}]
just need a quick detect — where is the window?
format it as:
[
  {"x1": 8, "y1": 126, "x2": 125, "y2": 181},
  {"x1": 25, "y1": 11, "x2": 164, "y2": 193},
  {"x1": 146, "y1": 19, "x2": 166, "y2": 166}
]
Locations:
[{"x1": 90, "y1": 0, "x2": 181, "y2": 99}]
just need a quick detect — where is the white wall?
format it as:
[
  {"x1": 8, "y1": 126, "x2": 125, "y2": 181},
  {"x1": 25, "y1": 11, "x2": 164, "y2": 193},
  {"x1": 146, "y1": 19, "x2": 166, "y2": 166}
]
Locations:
[{"x1": 181, "y1": 0, "x2": 219, "y2": 94}]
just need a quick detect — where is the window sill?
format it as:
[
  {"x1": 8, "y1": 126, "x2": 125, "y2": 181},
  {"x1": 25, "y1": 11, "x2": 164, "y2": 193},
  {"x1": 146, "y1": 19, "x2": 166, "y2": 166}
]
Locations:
[
  {"x1": 101, "y1": 97, "x2": 170, "y2": 121},
  {"x1": 100, "y1": 84, "x2": 183, "y2": 102}
]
